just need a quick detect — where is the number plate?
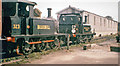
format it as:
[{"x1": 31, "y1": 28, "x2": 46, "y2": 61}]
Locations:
[
  {"x1": 37, "y1": 25, "x2": 50, "y2": 29},
  {"x1": 13, "y1": 24, "x2": 20, "y2": 29},
  {"x1": 84, "y1": 27, "x2": 90, "y2": 31}
]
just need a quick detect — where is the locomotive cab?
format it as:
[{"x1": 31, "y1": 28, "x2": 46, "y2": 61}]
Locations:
[
  {"x1": 59, "y1": 13, "x2": 83, "y2": 34},
  {"x1": 2, "y1": 0, "x2": 37, "y2": 38}
]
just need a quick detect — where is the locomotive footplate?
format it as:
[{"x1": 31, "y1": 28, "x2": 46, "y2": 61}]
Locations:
[
  {"x1": 69, "y1": 33, "x2": 95, "y2": 44},
  {"x1": 11, "y1": 33, "x2": 68, "y2": 42}
]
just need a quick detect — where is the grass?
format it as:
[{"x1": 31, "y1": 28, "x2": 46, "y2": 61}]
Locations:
[{"x1": 89, "y1": 34, "x2": 116, "y2": 44}]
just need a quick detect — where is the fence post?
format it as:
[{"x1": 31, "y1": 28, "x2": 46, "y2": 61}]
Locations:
[{"x1": 67, "y1": 34, "x2": 70, "y2": 50}]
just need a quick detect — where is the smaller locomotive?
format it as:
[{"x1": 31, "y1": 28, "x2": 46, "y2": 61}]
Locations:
[{"x1": 59, "y1": 13, "x2": 95, "y2": 44}]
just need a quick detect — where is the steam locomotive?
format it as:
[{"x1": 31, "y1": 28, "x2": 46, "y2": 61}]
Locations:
[
  {"x1": 1, "y1": 0, "x2": 95, "y2": 56},
  {"x1": 59, "y1": 13, "x2": 95, "y2": 44}
]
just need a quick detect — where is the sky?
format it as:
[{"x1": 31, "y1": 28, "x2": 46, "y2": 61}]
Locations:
[{"x1": 28, "y1": 0, "x2": 119, "y2": 21}]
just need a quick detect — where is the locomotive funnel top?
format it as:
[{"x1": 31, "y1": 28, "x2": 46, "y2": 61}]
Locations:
[
  {"x1": 2, "y1": 0, "x2": 37, "y2": 5},
  {"x1": 47, "y1": 8, "x2": 52, "y2": 18}
]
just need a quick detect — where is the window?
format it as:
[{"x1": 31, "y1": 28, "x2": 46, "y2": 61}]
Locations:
[
  {"x1": 71, "y1": 18, "x2": 73, "y2": 21},
  {"x1": 100, "y1": 18, "x2": 102, "y2": 26},
  {"x1": 63, "y1": 17, "x2": 65, "y2": 21},
  {"x1": 111, "y1": 20, "x2": 113, "y2": 28},
  {"x1": 85, "y1": 16, "x2": 87, "y2": 24},
  {"x1": 108, "y1": 20, "x2": 109, "y2": 28},
  {"x1": 26, "y1": 6, "x2": 29, "y2": 11},
  {"x1": 78, "y1": 17, "x2": 81, "y2": 21},
  {"x1": 18, "y1": 3, "x2": 29, "y2": 17},
  {"x1": 78, "y1": 17, "x2": 82, "y2": 24}
]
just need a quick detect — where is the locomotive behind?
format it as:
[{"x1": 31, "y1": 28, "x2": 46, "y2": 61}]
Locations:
[{"x1": 59, "y1": 13, "x2": 95, "y2": 44}]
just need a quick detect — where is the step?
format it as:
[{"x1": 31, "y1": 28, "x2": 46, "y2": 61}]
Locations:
[{"x1": 110, "y1": 44, "x2": 120, "y2": 52}]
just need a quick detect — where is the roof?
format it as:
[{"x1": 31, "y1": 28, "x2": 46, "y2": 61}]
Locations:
[
  {"x1": 56, "y1": 5, "x2": 117, "y2": 22},
  {"x1": 2, "y1": 0, "x2": 37, "y2": 5},
  {"x1": 56, "y1": 5, "x2": 84, "y2": 14}
]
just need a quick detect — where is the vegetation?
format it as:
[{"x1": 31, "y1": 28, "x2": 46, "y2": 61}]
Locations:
[{"x1": 1, "y1": 34, "x2": 116, "y2": 64}]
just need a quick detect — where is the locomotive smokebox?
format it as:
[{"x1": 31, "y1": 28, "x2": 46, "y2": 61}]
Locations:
[{"x1": 47, "y1": 8, "x2": 52, "y2": 18}]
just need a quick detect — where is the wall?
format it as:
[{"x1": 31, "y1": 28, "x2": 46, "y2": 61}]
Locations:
[
  {"x1": 82, "y1": 11, "x2": 118, "y2": 37},
  {"x1": 57, "y1": 8, "x2": 80, "y2": 20}
]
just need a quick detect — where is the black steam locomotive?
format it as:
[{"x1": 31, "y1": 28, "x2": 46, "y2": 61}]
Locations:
[{"x1": 1, "y1": 0, "x2": 95, "y2": 56}]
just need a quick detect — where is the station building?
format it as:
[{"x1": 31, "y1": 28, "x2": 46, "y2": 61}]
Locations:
[{"x1": 56, "y1": 6, "x2": 118, "y2": 37}]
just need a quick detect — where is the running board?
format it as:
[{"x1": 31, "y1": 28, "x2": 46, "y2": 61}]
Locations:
[{"x1": 29, "y1": 40, "x2": 54, "y2": 44}]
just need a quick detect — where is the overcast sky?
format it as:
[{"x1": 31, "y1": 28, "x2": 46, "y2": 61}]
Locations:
[{"x1": 28, "y1": 0, "x2": 119, "y2": 21}]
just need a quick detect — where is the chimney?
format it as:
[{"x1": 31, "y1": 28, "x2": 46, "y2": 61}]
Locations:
[{"x1": 47, "y1": 8, "x2": 52, "y2": 18}]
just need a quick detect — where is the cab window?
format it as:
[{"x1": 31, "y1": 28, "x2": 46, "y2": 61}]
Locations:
[
  {"x1": 18, "y1": 3, "x2": 29, "y2": 17},
  {"x1": 71, "y1": 18, "x2": 73, "y2": 21},
  {"x1": 63, "y1": 17, "x2": 65, "y2": 21}
]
